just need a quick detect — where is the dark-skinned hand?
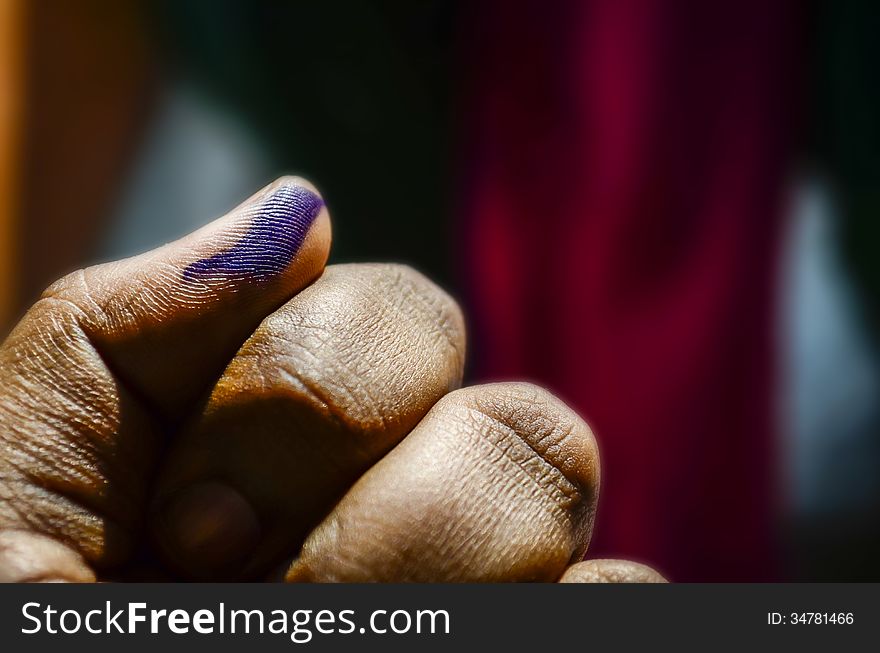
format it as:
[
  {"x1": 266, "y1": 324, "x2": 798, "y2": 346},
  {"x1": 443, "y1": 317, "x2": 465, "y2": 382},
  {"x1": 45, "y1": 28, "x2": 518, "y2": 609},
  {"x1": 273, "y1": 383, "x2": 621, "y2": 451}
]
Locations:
[{"x1": 0, "y1": 178, "x2": 664, "y2": 583}]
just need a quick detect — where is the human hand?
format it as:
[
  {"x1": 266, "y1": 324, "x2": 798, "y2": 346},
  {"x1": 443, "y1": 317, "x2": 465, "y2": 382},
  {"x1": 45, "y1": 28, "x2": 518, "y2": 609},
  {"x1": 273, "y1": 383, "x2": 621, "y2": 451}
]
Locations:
[{"x1": 0, "y1": 178, "x2": 663, "y2": 583}]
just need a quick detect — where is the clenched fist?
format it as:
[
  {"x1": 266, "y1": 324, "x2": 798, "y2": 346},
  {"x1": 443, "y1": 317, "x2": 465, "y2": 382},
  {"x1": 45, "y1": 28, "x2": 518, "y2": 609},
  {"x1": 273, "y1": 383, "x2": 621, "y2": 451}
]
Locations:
[{"x1": 0, "y1": 178, "x2": 663, "y2": 583}]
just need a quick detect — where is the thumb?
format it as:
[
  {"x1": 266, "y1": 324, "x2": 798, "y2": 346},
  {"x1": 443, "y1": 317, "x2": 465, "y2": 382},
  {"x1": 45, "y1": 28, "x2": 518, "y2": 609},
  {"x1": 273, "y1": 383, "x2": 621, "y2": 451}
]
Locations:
[
  {"x1": 0, "y1": 177, "x2": 330, "y2": 580},
  {"x1": 45, "y1": 177, "x2": 331, "y2": 418}
]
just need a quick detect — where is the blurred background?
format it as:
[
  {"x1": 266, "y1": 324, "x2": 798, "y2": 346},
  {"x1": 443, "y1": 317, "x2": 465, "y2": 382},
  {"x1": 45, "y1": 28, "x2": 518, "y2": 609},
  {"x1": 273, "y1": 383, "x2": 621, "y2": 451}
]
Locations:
[{"x1": 0, "y1": 0, "x2": 878, "y2": 581}]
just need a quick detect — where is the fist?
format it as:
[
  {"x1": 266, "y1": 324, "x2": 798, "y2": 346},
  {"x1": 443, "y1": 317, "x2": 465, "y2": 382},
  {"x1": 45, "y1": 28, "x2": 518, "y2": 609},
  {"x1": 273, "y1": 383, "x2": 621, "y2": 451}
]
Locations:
[{"x1": 0, "y1": 178, "x2": 663, "y2": 583}]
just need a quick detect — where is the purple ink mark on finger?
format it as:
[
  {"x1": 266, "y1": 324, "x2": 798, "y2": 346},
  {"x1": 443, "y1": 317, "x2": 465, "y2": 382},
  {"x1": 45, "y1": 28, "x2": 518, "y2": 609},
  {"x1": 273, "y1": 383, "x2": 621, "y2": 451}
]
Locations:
[{"x1": 183, "y1": 185, "x2": 324, "y2": 282}]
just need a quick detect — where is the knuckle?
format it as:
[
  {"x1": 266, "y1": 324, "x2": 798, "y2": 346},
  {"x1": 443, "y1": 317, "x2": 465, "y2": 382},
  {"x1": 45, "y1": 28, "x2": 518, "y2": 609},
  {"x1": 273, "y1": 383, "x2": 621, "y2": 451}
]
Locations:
[
  {"x1": 421, "y1": 383, "x2": 599, "y2": 559},
  {"x1": 347, "y1": 262, "x2": 466, "y2": 360},
  {"x1": 443, "y1": 383, "x2": 600, "y2": 496},
  {"x1": 215, "y1": 263, "x2": 464, "y2": 437},
  {"x1": 39, "y1": 268, "x2": 111, "y2": 331}
]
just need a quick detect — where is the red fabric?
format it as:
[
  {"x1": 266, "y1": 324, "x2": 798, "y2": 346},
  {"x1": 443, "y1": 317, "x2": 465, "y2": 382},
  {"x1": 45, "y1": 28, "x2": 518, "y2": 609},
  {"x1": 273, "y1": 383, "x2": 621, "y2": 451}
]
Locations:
[{"x1": 459, "y1": 0, "x2": 798, "y2": 580}]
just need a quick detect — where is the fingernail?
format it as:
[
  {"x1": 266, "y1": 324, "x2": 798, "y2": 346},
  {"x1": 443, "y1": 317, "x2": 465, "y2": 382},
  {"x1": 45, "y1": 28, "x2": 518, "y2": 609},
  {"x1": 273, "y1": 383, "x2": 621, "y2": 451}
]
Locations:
[
  {"x1": 156, "y1": 481, "x2": 261, "y2": 576},
  {"x1": 183, "y1": 184, "x2": 324, "y2": 282}
]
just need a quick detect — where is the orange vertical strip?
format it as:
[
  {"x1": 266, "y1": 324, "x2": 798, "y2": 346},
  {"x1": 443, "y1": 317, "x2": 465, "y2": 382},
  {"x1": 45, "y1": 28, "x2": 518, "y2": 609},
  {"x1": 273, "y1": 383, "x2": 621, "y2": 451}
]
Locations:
[{"x1": 0, "y1": 0, "x2": 23, "y2": 330}]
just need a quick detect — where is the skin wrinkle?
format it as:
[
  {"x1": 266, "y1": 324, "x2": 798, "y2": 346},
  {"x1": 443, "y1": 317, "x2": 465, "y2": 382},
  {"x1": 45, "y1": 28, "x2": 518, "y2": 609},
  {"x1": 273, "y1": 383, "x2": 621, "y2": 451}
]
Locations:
[
  {"x1": 471, "y1": 386, "x2": 599, "y2": 492},
  {"x1": 225, "y1": 330, "x2": 363, "y2": 434},
  {"x1": 0, "y1": 426, "x2": 101, "y2": 499},
  {"x1": 288, "y1": 383, "x2": 598, "y2": 582},
  {"x1": 0, "y1": 301, "x2": 148, "y2": 554},
  {"x1": 341, "y1": 264, "x2": 462, "y2": 354},
  {"x1": 1, "y1": 308, "x2": 108, "y2": 440},
  {"x1": 261, "y1": 264, "x2": 464, "y2": 434},
  {"x1": 284, "y1": 336, "x2": 387, "y2": 433},
  {"x1": 302, "y1": 304, "x2": 386, "y2": 423},
  {"x1": 464, "y1": 396, "x2": 590, "y2": 499},
  {"x1": 273, "y1": 366, "x2": 344, "y2": 431},
  {"x1": 0, "y1": 476, "x2": 131, "y2": 559},
  {"x1": 28, "y1": 295, "x2": 156, "y2": 420},
  {"x1": 455, "y1": 407, "x2": 579, "y2": 513},
  {"x1": 71, "y1": 268, "x2": 112, "y2": 328},
  {"x1": 377, "y1": 264, "x2": 463, "y2": 359},
  {"x1": 431, "y1": 439, "x2": 548, "y2": 567},
  {"x1": 0, "y1": 485, "x2": 34, "y2": 532}
]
